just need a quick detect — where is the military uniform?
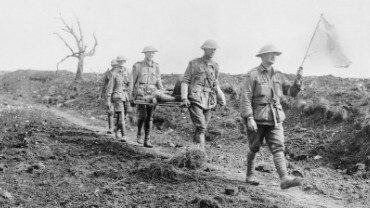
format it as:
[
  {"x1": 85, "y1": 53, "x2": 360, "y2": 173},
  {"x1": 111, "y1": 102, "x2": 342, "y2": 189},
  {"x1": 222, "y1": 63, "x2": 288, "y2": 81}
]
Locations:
[
  {"x1": 106, "y1": 66, "x2": 131, "y2": 113},
  {"x1": 100, "y1": 69, "x2": 115, "y2": 112},
  {"x1": 100, "y1": 59, "x2": 119, "y2": 134},
  {"x1": 240, "y1": 44, "x2": 303, "y2": 189},
  {"x1": 181, "y1": 57, "x2": 225, "y2": 148},
  {"x1": 240, "y1": 65, "x2": 302, "y2": 153},
  {"x1": 132, "y1": 61, "x2": 163, "y2": 100},
  {"x1": 105, "y1": 65, "x2": 131, "y2": 141},
  {"x1": 132, "y1": 60, "x2": 163, "y2": 146}
]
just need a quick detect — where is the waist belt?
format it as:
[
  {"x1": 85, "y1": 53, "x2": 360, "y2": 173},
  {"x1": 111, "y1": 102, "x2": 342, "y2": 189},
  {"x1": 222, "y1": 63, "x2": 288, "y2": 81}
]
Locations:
[
  {"x1": 203, "y1": 87, "x2": 214, "y2": 92},
  {"x1": 252, "y1": 101, "x2": 281, "y2": 126},
  {"x1": 138, "y1": 84, "x2": 156, "y2": 88},
  {"x1": 191, "y1": 84, "x2": 214, "y2": 92}
]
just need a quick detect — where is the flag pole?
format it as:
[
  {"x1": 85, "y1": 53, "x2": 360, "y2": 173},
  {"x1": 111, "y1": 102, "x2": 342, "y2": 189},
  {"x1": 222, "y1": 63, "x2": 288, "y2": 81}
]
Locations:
[{"x1": 300, "y1": 13, "x2": 324, "y2": 67}]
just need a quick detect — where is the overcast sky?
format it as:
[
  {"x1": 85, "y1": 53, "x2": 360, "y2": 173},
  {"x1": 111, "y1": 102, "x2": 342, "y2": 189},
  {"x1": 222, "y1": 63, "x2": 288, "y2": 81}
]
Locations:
[{"x1": 1, "y1": 0, "x2": 369, "y2": 78}]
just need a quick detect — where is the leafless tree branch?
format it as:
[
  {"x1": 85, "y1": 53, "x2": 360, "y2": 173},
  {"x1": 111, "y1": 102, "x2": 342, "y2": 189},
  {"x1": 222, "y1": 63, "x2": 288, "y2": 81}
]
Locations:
[
  {"x1": 86, "y1": 33, "x2": 98, "y2": 56},
  {"x1": 54, "y1": 32, "x2": 75, "y2": 54},
  {"x1": 55, "y1": 14, "x2": 98, "y2": 79},
  {"x1": 75, "y1": 15, "x2": 84, "y2": 48},
  {"x1": 59, "y1": 13, "x2": 82, "y2": 51}
]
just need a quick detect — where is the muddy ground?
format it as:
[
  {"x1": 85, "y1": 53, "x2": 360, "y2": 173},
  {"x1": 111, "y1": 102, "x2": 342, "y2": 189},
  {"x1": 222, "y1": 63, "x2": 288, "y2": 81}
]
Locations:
[{"x1": 0, "y1": 70, "x2": 369, "y2": 208}]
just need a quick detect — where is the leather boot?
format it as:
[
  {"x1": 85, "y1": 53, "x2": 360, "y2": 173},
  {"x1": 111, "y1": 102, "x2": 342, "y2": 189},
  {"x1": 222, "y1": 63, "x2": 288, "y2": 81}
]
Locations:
[
  {"x1": 144, "y1": 120, "x2": 153, "y2": 148},
  {"x1": 137, "y1": 118, "x2": 144, "y2": 144},
  {"x1": 144, "y1": 135, "x2": 153, "y2": 148},
  {"x1": 107, "y1": 113, "x2": 114, "y2": 134},
  {"x1": 193, "y1": 132, "x2": 200, "y2": 143},
  {"x1": 273, "y1": 151, "x2": 303, "y2": 189},
  {"x1": 246, "y1": 150, "x2": 259, "y2": 185},
  {"x1": 197, "y1": 133, "x2": 205, "y2": 151},
  {"x1": 114, "y1": 127, "x2": 120, "y2": 140},
  {"x1": 118, "y1": 114, "x2": 127, "y2": 142},
  {"x1": 280, "y1": 176, "x2": 303, "y2": 189}
]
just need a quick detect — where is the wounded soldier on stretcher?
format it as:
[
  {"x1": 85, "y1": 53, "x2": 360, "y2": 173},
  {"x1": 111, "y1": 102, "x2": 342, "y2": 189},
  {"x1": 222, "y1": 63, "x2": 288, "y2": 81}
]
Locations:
[{"x1": 134, "y1": 78, "x2": 182, "y2": 104}]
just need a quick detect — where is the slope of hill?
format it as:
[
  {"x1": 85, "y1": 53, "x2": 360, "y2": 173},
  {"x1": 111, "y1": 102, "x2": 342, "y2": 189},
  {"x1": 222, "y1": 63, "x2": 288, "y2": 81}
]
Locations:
[
  {"x1": 1, "y1": 70, "x2": 369, "y2": 166},
  {"x1": 0, "y1": 69, "x2": 369, "y2": 207}
]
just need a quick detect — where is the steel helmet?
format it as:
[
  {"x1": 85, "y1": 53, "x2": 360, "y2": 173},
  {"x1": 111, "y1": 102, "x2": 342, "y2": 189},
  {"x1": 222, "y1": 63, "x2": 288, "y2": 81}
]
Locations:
[
  {"x1": 256, "y1": 44, "x2": 282, "y2": 57},
  {"x1": 111, "y1": 59, "x2": 118, "y2": 66},
  {"x1": 116, "y1": 55, "x2": 127, "y2": 61},
  {"x1": 201, "y1": 39, "x2": 219, "y2": 49},
  {"x1": 141, "y1": 46, "x2": 158, "y2": 53}
]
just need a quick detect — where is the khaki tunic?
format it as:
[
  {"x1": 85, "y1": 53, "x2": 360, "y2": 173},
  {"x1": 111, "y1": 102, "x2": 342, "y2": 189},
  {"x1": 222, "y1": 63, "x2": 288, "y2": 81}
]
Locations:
[
  {"x1": 240, "y1": 65, "x2": 302, "y2": 126},
  {"x1": 131, "y1": 60, "x2": 163, "y2": 101},
  {"x1": 99, "y1": 68, "x2": 115, "y2": 99},
  {"x1": 182, "y1": 57, "x2": 219, "y2": 110},
  {"x1": 105, "y1": 66, "x2": 131, "y2": 102}
]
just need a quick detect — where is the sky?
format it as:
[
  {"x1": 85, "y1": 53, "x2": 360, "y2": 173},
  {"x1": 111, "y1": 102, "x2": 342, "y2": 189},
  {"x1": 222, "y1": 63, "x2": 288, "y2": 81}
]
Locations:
[{"x1": 1, "y1": 0, "x2": 370, "y2": 78}]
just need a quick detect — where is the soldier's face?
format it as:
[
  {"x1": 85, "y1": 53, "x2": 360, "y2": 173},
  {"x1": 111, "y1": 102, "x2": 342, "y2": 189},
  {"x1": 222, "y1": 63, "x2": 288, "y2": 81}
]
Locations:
[
  {"x1": 117, "y1": 60, "x2": 125, "y2": 66},
  {"x1": 204, "y1": 48, "x2": 216, "y2": 59},
  {"x1": 144, "y1": 52, "x2": 155, "y2": 61},
  {"x1": 261, "y1": 53, "x2": 278, "y2": 65}
]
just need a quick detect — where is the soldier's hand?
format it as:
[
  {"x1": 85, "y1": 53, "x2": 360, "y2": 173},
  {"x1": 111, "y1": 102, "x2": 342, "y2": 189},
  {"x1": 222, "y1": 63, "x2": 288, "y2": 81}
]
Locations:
[
  {"x1": 105, "y1": 100, "x2": 111, "y2": 107},
  {"x1": 297, "y1": 67, "x2": 303, "y2": 80},
  {"x1": 180, "y1": 99, "x2": 190, "y2": 108},
  {"x1": 247, "y1": 118, "x2": 258, "y2": 132},
  {"x1": 106, "y1": 101, "x2": 113, "y2": 114},
  {"x1": 126, "y1": 106, "x2": 133, "y2": 113},
  {"x1": 130, "y1": 100, "x2": 136, "y2": 107},
  {"x1": 218, "y1": 102, "x2": 225, "y2": 107}
]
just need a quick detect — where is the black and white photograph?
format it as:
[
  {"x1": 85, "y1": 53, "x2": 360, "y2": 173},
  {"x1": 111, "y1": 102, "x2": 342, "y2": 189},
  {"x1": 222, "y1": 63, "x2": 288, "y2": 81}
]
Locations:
[{"x1": 0, "y1": 0, "x2": 369, "y2": 207}]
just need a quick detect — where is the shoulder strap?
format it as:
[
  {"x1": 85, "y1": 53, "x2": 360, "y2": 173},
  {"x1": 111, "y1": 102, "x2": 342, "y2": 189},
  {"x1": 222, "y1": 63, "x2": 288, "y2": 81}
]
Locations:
[
  {"x1": 133, "y1": 65, "x2": 141, "y2": 87},
  {"x1": 203, "y1": 64, "x2": 215, "y2": 88},
  {"x1": 270, "y1": 74, "x2": 278, "y2": 103}
]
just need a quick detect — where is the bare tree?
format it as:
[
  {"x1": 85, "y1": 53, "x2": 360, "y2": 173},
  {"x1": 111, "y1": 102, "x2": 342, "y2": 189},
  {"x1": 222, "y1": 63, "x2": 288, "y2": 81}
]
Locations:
[{"x1": 54, "y1": 14, "x2": 98, "y2": 80}]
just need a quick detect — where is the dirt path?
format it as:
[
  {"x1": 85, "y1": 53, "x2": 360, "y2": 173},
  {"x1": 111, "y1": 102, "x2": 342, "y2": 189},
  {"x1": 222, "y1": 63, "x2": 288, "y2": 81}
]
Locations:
[
  {"x1": 211, "y1": 165, "x2": 350, "y2": 208},
  {"x1": 45, "y1": 106, "x2": 365, "y2": 208}
]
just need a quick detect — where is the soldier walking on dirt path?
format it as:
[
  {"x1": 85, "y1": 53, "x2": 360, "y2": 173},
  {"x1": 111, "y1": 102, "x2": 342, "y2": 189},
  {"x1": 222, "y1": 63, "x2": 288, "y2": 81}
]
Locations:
[
  {"x1": 180, "y1": 40, "x2": 226, "y2": 151},
  {"x1": 130, "y1": 46, "x2": 164, "y2": 148},
  {"x1": 99, "y1": 59, "x2": 119, "y2": 134},
  {"x1": 240, "y1": 44, "x2": 304, "y2": 189},
  {"x1": 105, "y1": 55, "x2": 132, "y2": 142}
]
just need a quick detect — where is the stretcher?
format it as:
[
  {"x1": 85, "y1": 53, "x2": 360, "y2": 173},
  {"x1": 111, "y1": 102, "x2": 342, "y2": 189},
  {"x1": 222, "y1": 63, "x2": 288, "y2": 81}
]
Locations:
[{"x1": 133, "y1": 100, "x2": 182, "y2": 107}]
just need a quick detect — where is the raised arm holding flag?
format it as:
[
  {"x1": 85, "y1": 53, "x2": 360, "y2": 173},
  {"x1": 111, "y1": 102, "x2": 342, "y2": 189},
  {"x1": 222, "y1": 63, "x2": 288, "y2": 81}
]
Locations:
[{"x1": 301, "y1": 14, "x2": 352, "y2": 68}]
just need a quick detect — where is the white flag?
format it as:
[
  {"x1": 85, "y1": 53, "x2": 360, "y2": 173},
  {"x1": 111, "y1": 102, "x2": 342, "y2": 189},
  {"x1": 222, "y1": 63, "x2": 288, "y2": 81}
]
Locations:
[{"x1": 306, "y1": 16, "x2": 352, "y2": 68}]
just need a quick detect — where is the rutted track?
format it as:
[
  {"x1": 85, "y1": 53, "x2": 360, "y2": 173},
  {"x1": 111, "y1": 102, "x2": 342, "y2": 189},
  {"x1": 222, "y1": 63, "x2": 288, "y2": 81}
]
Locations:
[{"x1": 47, "y1": 105, "x2": 364, "y2": 208}]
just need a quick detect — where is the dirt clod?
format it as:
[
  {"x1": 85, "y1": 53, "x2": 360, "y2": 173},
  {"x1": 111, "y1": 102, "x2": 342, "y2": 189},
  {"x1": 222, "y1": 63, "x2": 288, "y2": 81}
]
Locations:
[
  {"x1": 291, "y1": 170, "x2": 304, "y2": 177},
  {"x1": 225, "y1": 186, "x2": 238, "y2": 195},
  {"x1": 169, "y1": 142, "x2": 175, "y2": 147},
  {"x1": 170, "y1": 149, "x2": 206, "y2": 169},
  {"x1": 0, "y1": 163, "x2": 6, "y2": 172},
  {"x1": 255, "y1": 163, "x2": 273, "y2": 173},
  {"x1": 34, "y1": 162, "x2": 46, "y2": 170},
  {"x1": 356, "y1": 163, "x2": 366, "y2": 171},
  {"x1": 198, "y1": 197, "x2": 221, "y2": 208},
  {"x1": 0, "y1": 188, "x2": 15, "y2": 204},
  {"x1": 137, "y1": 162, "x2": 178, "y2": 181}
]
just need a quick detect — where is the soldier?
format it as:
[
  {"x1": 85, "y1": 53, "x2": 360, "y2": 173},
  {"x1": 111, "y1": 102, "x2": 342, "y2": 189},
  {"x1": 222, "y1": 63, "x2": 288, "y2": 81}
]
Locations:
[
  {"x1": 131, "y1": 46, "x2": 164, "y2": 148},
  {"x1": 116, "y1": 55, "x2": 132, "y2": 119},
  {"x1": 105, "y1": 55, "x2": 131, "y2": 142},
  {"x1": 240, "y1": 44, "x2": 303, "y2": 189},
  {"x1": 99, "y1": 59, "x2": 119, "y2": 134},
  {"x1": 180, "y1": 40, "x2": 226, "y2": 151}
]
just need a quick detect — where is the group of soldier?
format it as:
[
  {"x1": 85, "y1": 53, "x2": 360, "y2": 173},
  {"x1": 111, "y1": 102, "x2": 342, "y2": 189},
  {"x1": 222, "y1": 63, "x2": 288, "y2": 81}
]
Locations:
[{"x1": 100, "y1": 40, "x2": 304, "y2": 190}]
